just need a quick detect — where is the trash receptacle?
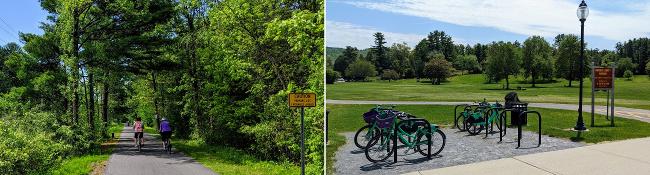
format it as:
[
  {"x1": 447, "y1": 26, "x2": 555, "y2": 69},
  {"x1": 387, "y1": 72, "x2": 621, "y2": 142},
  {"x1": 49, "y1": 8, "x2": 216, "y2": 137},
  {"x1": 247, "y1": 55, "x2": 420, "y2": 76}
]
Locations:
[{"x1": 505, "y1": 92, "x2": 528, "y2": 126}]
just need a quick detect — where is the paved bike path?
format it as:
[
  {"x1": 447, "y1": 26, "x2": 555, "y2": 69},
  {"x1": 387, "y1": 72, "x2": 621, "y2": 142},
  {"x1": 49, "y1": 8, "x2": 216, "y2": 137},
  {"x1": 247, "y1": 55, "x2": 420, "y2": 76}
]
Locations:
[
  {"x1": 327, "y1": 100, "x2": 650, "y2": 123},
  {"x1": 104, "y1": 125, "x2": 217, "y2": 175}
]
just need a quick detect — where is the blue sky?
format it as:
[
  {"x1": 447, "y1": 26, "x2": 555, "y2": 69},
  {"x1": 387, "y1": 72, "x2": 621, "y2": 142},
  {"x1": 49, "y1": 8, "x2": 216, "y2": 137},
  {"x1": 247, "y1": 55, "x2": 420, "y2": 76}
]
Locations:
[
  {"x1": 327, "y1": 0, "x2": 650, "y2": 50},
  {"x1": 0, "y1": 1, "x2": 48, "y2": 46}
]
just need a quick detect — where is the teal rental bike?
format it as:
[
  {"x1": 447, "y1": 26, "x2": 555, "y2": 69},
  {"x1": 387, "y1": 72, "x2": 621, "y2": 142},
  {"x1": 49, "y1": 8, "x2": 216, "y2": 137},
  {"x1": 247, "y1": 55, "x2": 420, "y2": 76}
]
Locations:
[
  {"x1": 354, "y1": 105, "x2": 417, "y2": 149},
  {"x1": 464, "y1": 101, "x2": 504, "y2": 135},
  {"x1": 364, "y1": 112, "x2": 446, "y2": 163}
]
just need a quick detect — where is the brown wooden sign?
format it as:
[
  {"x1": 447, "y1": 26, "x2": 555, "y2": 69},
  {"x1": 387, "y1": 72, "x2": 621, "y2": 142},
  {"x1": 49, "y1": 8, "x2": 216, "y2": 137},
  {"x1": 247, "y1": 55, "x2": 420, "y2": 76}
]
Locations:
[
  {"x1": 289, "y1": 93, "x2": 316, "y2": 107},
  {"x1": 594, "y1": 67, "x2": 613, "y2": 89}
]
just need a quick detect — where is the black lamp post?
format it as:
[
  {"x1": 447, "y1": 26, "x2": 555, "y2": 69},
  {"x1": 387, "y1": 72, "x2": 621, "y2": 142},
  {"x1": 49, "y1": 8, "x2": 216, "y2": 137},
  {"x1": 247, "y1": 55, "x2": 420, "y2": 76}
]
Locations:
[{"x1": 575, "y1": 0, "x2": 589, "y2": 131}]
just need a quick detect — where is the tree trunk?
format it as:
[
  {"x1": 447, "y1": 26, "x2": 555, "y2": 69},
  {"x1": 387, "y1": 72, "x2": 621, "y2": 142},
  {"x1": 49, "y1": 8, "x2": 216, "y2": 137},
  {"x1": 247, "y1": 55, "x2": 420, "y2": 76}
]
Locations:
[
  {"x1": 505, "y1": 76, "x2": 510, "y2": 89},
  {"x1": 88, "y1": 70, "x2": 95, "y2": 132},
  {"x1": 102, "y1": 73, "x2": 109, "y2": 133},
  {"x1": 532, "y1": 73, "x2": 536, "y2": 87},
  {"x1": 152, "y1": 72, "x2": 160, "y2": 130},
  {"x1": 568, "y1": 79, "x2": 573, "y2": 87},
  {"x1": 72, "y1": 8, "x2": 80, "y2": 125}
]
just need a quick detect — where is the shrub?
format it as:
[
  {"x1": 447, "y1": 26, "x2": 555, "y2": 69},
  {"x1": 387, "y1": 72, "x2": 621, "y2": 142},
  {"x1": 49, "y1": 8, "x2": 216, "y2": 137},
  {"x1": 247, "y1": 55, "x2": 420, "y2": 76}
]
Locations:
[
  {"x1": 380, "y1": 69, "x2": 400, "y2": 82},
  {"x1": 624, "y1": 70, "x2": 634, "y2": 80},
  {"x1": 326, "y1": 68, "x2": 340, "y2": 84},
  {"x1": 0, "y1": 112, "x2": 73, "y2": 175},
  {"x1": 344, "y1": 60, "x2": 377, "y2": 81}
]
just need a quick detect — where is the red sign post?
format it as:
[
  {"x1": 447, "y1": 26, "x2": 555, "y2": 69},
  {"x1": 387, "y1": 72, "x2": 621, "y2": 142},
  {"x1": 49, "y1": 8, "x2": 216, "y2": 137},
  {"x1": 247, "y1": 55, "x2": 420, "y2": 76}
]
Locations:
[
  {"x1": 591, "y1": 64, "x2": 615, "y2": 127},
  {"x1": 593, "y1": 68, "x2": 613, "y2": 89}
]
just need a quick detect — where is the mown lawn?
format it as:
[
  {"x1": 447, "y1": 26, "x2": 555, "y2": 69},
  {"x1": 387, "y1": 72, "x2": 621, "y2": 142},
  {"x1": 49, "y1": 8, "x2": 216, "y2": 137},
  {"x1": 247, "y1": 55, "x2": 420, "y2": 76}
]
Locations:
[
  {"x1": 327, "y1": 74, "x2": 650, "y2": 110},
  {"x1": 326, "y1": 104, "x2": 650, "y2": 174}
]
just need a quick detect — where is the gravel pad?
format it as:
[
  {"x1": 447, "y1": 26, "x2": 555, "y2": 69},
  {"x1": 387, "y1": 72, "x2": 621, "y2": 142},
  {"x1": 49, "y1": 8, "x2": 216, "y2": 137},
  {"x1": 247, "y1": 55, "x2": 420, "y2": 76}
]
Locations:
[{"x1": 333, "y1": 127, "x2": 585, "y2": 175}]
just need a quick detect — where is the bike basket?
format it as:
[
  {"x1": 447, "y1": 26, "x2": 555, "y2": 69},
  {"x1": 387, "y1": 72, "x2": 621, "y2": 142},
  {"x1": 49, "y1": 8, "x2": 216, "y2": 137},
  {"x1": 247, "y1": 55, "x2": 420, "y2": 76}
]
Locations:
[
  {"x1": 376, "y1": 116, "x2": 395, "y2": 129},
  {"x1": 363, "y1": 110, "x2": 379, "y2": 123}
]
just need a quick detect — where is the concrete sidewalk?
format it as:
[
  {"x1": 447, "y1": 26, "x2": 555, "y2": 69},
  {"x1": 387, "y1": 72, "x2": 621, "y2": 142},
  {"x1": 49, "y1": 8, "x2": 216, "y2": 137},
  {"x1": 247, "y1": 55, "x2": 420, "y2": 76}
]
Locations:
[{"x1": 404, "y1": 137, "x2": 650, "y2": 175}]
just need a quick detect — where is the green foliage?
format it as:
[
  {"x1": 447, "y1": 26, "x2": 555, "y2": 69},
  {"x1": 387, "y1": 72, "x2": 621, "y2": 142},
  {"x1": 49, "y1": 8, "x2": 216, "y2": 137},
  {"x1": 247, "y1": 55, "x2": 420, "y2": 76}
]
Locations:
[
  {"x1": 0, "y1": 112, "x2": 75, "y2": 175},
  {"x1": 624, "y1": 70, "x2": 634, "y2": 80},
  {"x1": 646, "y1": 62, "x2": 650, "y2": 76},
  {"x1": 423, "y1": 53, "x2": 454, "y2": 85},
  {"x1": 522, "y1": 36, "x2": 554, "y2": 87},
  {"x1": 387, "y1": 43, "x2": 414, "y2": 78},
  {"x1": 413, "y1": 31, "x2": 456, "y2": 78},
  {"x1": 326, "y1": 67, "x2": 340, "y2": 84},
  {"x1": 345, "y1": 60, "x2": 377, "y2": 81},
  {"x1": 453, "y1": 54, "x2": 481, "y2": 74},
  {"x1": 616, "y1": 38, "x2": 650, "y2": 74},
  {"x1": 333, "y1": 46, "x2": 359, "y2": 74},
  {"x1": 380, "y1": 69, "x2": 400, "y2": 81},
  {"x1": 369, "y1": 32, "x2": 390, "y2": 71},
  {"x1": 554, "y1": 34, "x2": 588, "y2": 86},
  {"x1": 617, "y1": 57, "x2": 638, "y2": 77},
  {"x1": 485, "y1": 41, "x2": 521, "y2": 89}
]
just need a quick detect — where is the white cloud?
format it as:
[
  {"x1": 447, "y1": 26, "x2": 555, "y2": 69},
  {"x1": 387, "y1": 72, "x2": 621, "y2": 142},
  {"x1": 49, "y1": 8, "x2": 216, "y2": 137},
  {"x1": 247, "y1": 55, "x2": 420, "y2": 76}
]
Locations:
[
  {"x1": 342, "y1": 0, "x2": 650, "y2": 42},
  {"x1": 326, "y1": 21, "x2": 426, "y2": 49}
]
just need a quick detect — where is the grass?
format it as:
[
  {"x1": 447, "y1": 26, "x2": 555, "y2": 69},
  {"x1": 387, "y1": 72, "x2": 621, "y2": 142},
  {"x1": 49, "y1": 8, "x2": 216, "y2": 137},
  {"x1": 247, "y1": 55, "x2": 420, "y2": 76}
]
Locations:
[
  {"x1": 325, "y1": 104, "x2": 650, "y2": 174},
  {"x1": 327, "y1": 74, "x2": 650, "y2": 110},
  {"x1": 50, "y1": 123, "x2": 124, "y2": 175},
  {"x1": 174, "y1": 140, "x2": 301, "y2": 175}
]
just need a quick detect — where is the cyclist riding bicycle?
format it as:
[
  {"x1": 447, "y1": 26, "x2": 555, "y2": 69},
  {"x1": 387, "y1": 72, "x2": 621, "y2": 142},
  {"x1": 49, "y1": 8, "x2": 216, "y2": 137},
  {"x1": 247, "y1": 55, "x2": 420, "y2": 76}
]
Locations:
[
  {"x1": 133, "y1": 117, "x2": 145, "y2": 147},
  {"x1": 159, "y1": 118, "x2": 172, "y2": 148}
]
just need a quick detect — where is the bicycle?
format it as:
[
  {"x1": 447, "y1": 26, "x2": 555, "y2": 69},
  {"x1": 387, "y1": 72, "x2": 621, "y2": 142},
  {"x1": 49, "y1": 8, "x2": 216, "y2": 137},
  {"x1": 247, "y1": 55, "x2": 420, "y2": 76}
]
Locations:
[
  {"x1": 354, "y1": 105, "x2": 417, "y2": 149},
  {"x1": 163, "y1": 138, "x2": 172, "y2": 154},
  {"x1": 364, "y1": 112, "x2": 446, "y2": 163},
  {"x1": 464, "y1": 101, "x2": 504, "y2": 135},
  {"x1": 136, "y1": 137, "x2": 143, "y2": 152}
]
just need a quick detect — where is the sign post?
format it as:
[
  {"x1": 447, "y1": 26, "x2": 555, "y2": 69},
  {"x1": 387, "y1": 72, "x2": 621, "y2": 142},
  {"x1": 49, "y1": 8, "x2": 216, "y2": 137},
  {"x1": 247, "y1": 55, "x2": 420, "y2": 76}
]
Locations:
[
  {"x1": 591, "y1": 64, "x2": 615, "y2": 127},
  {"x1": 289, "y1": 93, "x2": 316, "y2": 175}
]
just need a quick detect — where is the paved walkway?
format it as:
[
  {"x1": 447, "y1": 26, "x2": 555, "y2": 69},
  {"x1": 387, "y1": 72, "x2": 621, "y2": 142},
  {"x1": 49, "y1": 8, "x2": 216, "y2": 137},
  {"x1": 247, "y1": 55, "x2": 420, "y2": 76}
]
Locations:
[
  {"x1": 104, "y1": 125, "x2": 216, "y2": 175},
  {"x1": 327, "y1": 100, "x2": 650, "y2": 123},
  {"x1": 405, "y1": 136, "x2": 650, "y2": 175}
]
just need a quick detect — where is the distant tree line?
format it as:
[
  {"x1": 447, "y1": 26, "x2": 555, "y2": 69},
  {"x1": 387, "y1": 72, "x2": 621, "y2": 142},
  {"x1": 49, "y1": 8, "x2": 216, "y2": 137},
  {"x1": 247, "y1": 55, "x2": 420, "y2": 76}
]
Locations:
[{"x1": 326, "y1": 30, "x2": 650, "y2": 88}]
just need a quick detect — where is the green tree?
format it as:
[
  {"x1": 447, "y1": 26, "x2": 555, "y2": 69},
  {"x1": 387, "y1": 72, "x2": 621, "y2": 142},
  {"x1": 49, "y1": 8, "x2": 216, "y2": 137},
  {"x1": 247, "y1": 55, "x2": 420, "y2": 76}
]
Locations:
[
  {"x1": 345, "y1": 60, "x2": 377, "y2": 81},
  {"x1": 617, "y1": 57, "x2": 638, "y2": 77},
  {"x1": 522, "y1": 36, "x2": 553, "y2": 87},
  {"x1": 326, "y1": 67, "x2": 340, "y2": 84},
  {"x1": 646, "y1": 61, "x2": 650, "y2": 76},
  {"x1": 333, "y1": 46, "x2": 359, "y2": 74},
  {"x1": 388, "y1": 43, "x2": 412, "y2": 78},
  {"x1": 370, "y1": 32, "x2": 390, "y2": 71},
  {"x1": 554, "y1": 34, "x2": 587, "y2": 87},
  {"x1": 485, "y1": 41, "x2": 521, "y2": 89},
  {"x1": 423, "y1": 53, "x2": 454, "y2": 85},
  {"x1": 381, "y1": 69, "x2": 400, "y2": 82},
  {"x1": 453, "y1": 54, "x2": 480, "y2": 74}
]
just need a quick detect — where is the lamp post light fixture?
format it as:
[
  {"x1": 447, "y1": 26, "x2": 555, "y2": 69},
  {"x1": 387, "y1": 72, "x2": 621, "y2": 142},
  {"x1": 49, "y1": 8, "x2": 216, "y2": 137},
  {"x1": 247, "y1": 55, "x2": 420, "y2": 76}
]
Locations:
[{"x1": 575, "y1": 0, "x2": 589, "y2": 131}]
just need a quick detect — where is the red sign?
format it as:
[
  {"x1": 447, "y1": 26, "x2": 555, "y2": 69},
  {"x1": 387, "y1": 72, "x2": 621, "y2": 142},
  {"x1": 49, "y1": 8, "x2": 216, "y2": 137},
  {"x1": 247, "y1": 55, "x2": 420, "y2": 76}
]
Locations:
[{"x1": 594, "y1": 68, "x2": 613, "y2": 89}]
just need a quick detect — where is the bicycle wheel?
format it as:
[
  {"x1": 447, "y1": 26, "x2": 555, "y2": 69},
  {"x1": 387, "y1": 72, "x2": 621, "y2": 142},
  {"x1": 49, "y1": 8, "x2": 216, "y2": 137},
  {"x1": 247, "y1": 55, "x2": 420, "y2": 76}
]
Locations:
[
  {"x1": 415, "y1": 129, "x2": 446, "y2": 157},
  {"x1": 465, "y1": 120, "x2": 483, "y2": 135},
  {"x1": 455, "y1": 113, "x2": 466, "y2": 131},
  {"x1": 354, "y1": 125, "x2": 380, "y2": 149},
  {"x1": 365, "y1": 133, "x2": 394, "y2": 163}
]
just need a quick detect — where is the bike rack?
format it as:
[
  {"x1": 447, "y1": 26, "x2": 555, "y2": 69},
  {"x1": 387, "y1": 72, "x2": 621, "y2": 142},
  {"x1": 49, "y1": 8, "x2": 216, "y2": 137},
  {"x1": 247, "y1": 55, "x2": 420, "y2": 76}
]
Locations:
[
  {"x1": 393, "y1": 118, "x2": 432, "y2": 163},
  {"x1": 484, "y1": 107, "x2": 505, "y2": 138},
  {"x1": 453, "y1": 104, "x2": 468, "y2": 129},
  {"x1": 517, "y1": 111, "x2": 542, "y2": 148}
]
